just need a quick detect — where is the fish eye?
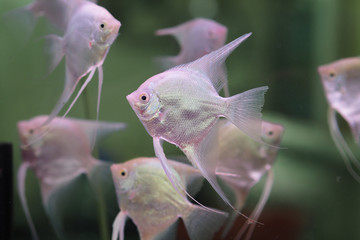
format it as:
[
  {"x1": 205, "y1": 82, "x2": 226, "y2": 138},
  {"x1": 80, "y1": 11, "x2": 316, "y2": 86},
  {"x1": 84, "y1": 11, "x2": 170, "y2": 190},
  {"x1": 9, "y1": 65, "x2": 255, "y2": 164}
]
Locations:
[
  {"x1": 119, "y1": 169, "x2": 127, "y2": 178},
  {"x1": 29, "y1": 129, "x2": 34, "y2": 134},
  {"x1": 139, "y1": 93, "x2": 149, "y2": 103},
  {"x1": 329, "y1": 72, "x2": 336, "y2": 78},
  {"x1": 268, "y1": 131, "x2": 273, "y2": 136},
  {"x1": 100, "y1": 23, "x2": 105, "y2": 29}
]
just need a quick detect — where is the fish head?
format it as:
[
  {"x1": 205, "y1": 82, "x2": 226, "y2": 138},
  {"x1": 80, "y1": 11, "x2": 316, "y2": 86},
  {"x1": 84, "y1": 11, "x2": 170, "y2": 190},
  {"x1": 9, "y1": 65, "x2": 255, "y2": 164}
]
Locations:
[
  {"x1": 261, "y1": 121, "x2": 284, "y2": 146},
  {"x1": 318, "y1": 58, "x2": 360, "y2": 111},
  {"x1": 111, "y1": 161, "x2": 137, "y2": 197},
  {"x1": 17, "y1": 116, "x2": 49, "y2": 162},
  {"x1": 91, "y1": 6, "x2": 121, "y2": 45},
  {"x1": 126, "y1": 76, "x2": 163, "y2": 122},
  {"x1": 17, "y1": 116, "x2": 91, "y2": 162}
]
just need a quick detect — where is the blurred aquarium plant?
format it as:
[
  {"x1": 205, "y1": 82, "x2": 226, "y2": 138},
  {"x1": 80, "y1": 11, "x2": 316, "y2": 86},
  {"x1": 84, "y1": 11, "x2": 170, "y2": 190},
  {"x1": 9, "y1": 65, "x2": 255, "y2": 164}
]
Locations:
[{"x1": 1, "y1": 0, "x2": 360, "y2": 239}]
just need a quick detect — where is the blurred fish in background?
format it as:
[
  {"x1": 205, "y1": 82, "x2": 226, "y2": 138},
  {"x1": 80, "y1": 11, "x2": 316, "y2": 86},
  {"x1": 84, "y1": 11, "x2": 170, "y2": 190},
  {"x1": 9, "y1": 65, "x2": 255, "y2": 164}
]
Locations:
[
  {"x1": 111, "y1": 157, "x2": 227, "y2": 240},
  {"x1": 204, "y1": 119, "x2": 284, "y2": 240},
  {"x1": 318, "y1": 58, "x2": 360, "y2": 183},
  {"x1": 17, "y1": 115, "x2": 125, "y2": 239},
  {"x1": 155, "y1": 18, "x2": 227, "y2": 69}
]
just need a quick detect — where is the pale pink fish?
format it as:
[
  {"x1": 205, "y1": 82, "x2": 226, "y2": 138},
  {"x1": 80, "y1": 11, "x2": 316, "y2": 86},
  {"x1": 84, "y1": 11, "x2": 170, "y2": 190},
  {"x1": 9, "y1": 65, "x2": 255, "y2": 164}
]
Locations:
[
  {"x1": 39, "y1": 0, "x2": 121, "y2": 126},
  {"x1": 111, "y1": 157, "x2": 227, "y2": 240},
  {"x1": 17, "y1": 115, "x2": 126, "y2": 240},
  {"x1": 318, "y1": 58, "x2": 360, "y2": 183},
  {"x1": 155, "y1": 18, "x2": 227, "y2": 69},
  {"x1": 126, "y1": 33, "x2": 269, "y2": 217},
  {"x1": 205, "y1": 119, "x2": 284, "y2": 240},
  {"x1": 4, "y1": 0, "x2": 98, "y2": 42}
]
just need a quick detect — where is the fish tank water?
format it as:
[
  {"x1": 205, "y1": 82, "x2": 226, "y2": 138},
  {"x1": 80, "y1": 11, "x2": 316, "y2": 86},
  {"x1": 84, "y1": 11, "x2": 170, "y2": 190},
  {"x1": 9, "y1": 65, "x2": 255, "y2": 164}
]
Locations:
[{"x1": 1, "y1": 0, "x2": 360, "y2": 239}]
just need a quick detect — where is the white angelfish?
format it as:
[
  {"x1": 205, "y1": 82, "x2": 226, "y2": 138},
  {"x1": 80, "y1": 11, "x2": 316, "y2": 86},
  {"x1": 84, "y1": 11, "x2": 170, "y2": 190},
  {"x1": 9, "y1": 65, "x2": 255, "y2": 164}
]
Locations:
[
  {"x1": 155, "y1": 18, "x2": 227, "y2": 69},
  {"x1": 17, "y1": 115, "x2": 126, "y2": 240},
  {"x1": 126, "y1": 33, "x2": 269, "y2": 219},
  {"x1": 205, "y1": 119, "x2": 284, "y2": 240},
  {"x1": 318, "y1": 57, "x2": 360, "y2": 183},
  {"x1": 39, "y1": 0, "x2": 121, "y2": 126}
]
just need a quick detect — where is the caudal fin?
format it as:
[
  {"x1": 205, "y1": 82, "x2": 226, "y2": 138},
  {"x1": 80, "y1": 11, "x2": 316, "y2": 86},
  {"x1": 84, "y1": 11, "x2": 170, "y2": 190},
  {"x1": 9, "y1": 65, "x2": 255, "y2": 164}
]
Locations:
[
  {"x1": 183, "y1": 205, "x2": 228, "y2": 240},
  {"x1": 225, "y1": 86, "x2": 268, "y2": 144},
  {"x1": 17, "y1": 162, "x2": 39, "y2": 240},
  {"x1": 3, "y1": 5, "x2": 37, "y2": 44}
]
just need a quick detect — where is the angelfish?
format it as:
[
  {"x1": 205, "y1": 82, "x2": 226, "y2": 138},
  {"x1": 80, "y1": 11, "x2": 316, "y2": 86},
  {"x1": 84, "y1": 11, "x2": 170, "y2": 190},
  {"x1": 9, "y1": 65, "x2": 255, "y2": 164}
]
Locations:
[
  {"x1": 205, "y1": 119, "x2": 284, "y2": 240},
  {"x1": 39, "y1": 0, "x2": 121, "y2": 126},
  {"x1": 111, "y1": 157, "x2": 228, "y2": 240},
  {"x1": 318, "y1": 58, "x2": 360, "y2": 183},
  {"x1": 17, "y1": 115, "x2": 126, "y2": 240},
  {"x1": 155, "y1": 18, "x2": 227, "y2": 69},
  {"x1": 126, "y1": 33, "x2": 269, "y2": 216}
]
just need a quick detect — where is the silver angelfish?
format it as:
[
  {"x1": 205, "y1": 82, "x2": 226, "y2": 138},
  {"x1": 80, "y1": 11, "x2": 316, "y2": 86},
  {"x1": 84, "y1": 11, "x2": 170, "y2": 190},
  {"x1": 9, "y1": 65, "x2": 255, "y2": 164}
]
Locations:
[
  {"x1": 155, "y1": 18, "x2": 227, "y2": 69},
  {"x1": 126, "y1": 33, "x2": 269, "y2": 218},
  {"x1": 39, "y1": 0, "x2": 121, "y2": 126},
  {"x1": 205, "y1": 119, "x2": 284, "y2": 240},
  {"x1": 111, "y1": 157, "x2": 227, "y2": 240},
  {"x1": 17, "y1": 115, "x2": 126, "y2": 240},
  {"x1": 318, "y1": 58, "x2": 360, "y2": 183}
]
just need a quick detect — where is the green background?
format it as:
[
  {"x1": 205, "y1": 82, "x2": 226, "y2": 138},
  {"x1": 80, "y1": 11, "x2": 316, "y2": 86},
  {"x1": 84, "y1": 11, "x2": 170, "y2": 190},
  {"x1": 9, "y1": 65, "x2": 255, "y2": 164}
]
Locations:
[{"x1": 1, "y1": 0, "x2": 360, "y2": 239}]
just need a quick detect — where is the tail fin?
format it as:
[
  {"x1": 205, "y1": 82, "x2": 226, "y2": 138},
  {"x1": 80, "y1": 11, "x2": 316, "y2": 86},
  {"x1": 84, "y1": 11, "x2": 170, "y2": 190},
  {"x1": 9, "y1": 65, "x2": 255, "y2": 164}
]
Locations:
[
  {"x1": 328, "y1": 107, "x2": 360, "y2": 183},
  {"x1": 183, "y1": 205, "x2": 228, "y2": 240},
  {"x1": 225, "y1": 86, "x2": 268, "y2": 144},
  {"x1": 3, "y1": 5, "x2": 37, "y2": 44},
  {"x1": 17, "y1": 162, "x2": 39, "y2": 240}
]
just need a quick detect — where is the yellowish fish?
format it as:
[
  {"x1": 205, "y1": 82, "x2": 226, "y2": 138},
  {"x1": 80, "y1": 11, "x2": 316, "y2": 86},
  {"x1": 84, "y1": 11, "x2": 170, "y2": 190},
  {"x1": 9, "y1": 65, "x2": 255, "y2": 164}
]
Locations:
[{"x1": 111, "y1": 157, "x2": 228, "y2": 240}]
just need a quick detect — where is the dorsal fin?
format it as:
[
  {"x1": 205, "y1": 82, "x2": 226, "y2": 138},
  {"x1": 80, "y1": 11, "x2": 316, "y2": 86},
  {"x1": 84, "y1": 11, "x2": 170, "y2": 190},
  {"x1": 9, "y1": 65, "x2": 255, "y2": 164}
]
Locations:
[
  {"x1": 178, "y1": 33, "x2": 252, "y2": 92},
  {"x1": 71, "y1": 118, "x2": 126, "y2": 145}
]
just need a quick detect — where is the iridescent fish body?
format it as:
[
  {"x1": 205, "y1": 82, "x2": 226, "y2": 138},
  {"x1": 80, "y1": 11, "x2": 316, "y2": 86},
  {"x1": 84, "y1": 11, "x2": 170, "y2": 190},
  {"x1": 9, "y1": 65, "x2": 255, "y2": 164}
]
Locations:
[
  {"x1": 127, "y1": 33, "x2": 269, "y2": 215},
  {"x1": 7, "y1": 0, "x2": 121, "y2": 126},
  {"x1": 155, "y1": 18, "x2": 227, "y2": 69},
  {"x1": 17, "y1": 115, "x2": 126, "y2": 240},
  {"x1": 41, "y1": 0, "x2": 121, "y2": 126},
  {"x1": 111, "y1": 157, "x2": 227, "y2": 240},
  {"x1": 205, "y1": 119, "x2": 284, "y2": 239},
  {"x1": 318, "y1": 58, "x2": 360, "y2": 183}
]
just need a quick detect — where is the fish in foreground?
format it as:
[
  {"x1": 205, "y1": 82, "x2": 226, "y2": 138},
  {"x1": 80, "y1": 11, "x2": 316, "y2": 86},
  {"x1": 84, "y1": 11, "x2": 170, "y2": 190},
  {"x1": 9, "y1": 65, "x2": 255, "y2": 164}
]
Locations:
[
  {"x1": 17, "y1": 115, "x2": 126, "y2": 240},
  {"x1": 127, "y1": 32, "x2": 269, "y2": 217},
  {"x1": 205, "y1": 119, "x2": 284, "y2": 240},
  {"x1": 111, "y1": 157, "x2": 228, "y2": 240},
  {"x1": 318, "y1": 58, "x2": 360, "y2": 183},
  {"x1": 155, "y1": 18, "x2": 227, "y2": 69}
]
